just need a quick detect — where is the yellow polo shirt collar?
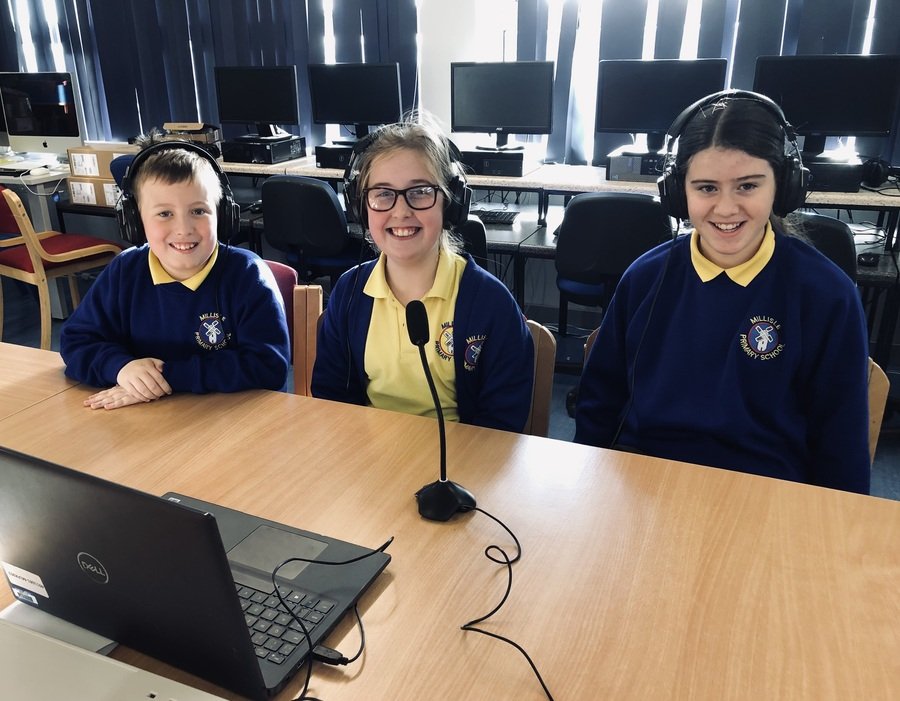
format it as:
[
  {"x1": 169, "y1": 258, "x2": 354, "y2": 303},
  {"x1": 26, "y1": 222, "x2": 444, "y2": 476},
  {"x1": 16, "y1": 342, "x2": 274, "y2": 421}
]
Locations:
[
  {"x1": 149, "y1": 245, "x2": 218, "y2": 290},
  {"x1": 363, "y1": 249, "x2": 458, "y2": 301},
  {"x1": 690, "y1": 222, "x2": 775, "y2": 287}
]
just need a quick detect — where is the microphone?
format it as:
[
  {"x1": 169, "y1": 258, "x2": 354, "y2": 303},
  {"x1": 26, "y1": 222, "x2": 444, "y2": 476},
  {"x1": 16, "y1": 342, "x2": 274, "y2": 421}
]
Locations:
[{"x1": 406, "y1": 300, "x2": 476, "y2": 521}]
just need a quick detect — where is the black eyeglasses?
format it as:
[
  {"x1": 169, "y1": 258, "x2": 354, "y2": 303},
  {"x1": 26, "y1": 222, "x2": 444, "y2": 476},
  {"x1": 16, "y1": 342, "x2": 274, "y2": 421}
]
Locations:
[{"x1": 364, "y1": 184, "x2": 440, "y2": 212}]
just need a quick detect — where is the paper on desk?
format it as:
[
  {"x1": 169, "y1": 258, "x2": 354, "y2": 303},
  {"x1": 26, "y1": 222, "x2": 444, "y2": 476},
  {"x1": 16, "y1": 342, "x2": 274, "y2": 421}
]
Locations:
[{"x1": 0, "y1": 601, "x2": 117, "y2": 655}]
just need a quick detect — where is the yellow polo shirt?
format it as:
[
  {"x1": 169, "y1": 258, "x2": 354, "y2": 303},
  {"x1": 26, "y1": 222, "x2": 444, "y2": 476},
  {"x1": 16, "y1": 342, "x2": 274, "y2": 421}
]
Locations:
[
  {"x1": 690, "y1": 222, "x2": 775, "y2": 286},
  {"x1": 148, "y1": 246, "x2": 218, "y2": 289},
  {"x1": 363, "y1": 250, "x2": 466, "y2": 420}
]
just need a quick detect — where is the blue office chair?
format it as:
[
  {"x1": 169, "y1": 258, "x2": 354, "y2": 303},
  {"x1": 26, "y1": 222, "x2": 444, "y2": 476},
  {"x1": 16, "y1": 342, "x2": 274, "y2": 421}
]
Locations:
[
  {"x1": 261, "y1": 175, "x2": 365, "y2": 286},
  {"x1": 555, "y1": 192, "x2": 672, "y2": 336}
]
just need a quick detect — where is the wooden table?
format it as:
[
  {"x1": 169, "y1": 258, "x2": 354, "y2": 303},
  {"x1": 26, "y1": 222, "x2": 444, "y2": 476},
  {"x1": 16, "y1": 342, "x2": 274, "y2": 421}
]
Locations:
[
  {"x1": 1, "y1": 350, "x2": 899, "y2": 700},
  {"x1": 0, "y1": 342, "x2": 77, "y2": 420}
]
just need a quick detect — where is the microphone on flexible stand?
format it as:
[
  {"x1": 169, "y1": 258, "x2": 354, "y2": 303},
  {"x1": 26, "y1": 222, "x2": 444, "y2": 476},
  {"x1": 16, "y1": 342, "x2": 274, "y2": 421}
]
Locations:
[{"x1": 406, "y1": 300, "x2": 476, "y2": 521}]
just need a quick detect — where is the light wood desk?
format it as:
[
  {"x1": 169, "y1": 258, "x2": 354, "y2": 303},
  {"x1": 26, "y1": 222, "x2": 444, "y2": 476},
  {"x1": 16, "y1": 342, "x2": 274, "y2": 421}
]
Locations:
[
  {"x1": 0, "y1": 342, "x2": 77, "y2": 420},
  {"x1": 1, "y1": 348, "x2": 900, "y2": 700}
]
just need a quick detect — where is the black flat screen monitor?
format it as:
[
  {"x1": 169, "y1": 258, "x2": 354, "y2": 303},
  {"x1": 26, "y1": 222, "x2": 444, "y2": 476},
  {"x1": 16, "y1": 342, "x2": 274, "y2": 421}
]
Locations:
[
  {"x1": 0, "y1": 71, "x2": 83, "y2": 155},
  {"x1": 753, "y1": 54, "x2": 900, "y2": 156},
  {"x1": 595, "y1": 59, "x2": 727, "y2": 152},
  {"x1": 451, "y1": 61, "x2": 554, "y2": 150},
  {"x1": 214, "y1": 65, "x2": 299, "y2": 141},
  {"x1": 308, "y1": 63, "x2": 402, "y2": 142}
]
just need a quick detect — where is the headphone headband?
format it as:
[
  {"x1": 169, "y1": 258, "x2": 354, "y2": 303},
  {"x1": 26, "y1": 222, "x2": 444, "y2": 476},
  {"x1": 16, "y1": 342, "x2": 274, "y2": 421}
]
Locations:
[
  {"x1": 116, "y1": 139, "x2": 240, "y2": 245},
  {"x1": 657, "y1": 89, "x2": 809, "y2": 219}
]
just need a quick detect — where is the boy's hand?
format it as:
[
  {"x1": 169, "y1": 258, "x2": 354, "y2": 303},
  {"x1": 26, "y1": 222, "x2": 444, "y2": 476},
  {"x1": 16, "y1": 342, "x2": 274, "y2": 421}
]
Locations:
[{"x1": 114, "y1": 358, "x2": 172, "y2": 401}]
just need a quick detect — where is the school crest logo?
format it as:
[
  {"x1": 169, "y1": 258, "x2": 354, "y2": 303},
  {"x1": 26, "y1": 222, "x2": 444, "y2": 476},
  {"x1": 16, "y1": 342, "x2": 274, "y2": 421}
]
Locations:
[
  {"x1": 195, "y1": 313, "x2": 230, "y2": 350},
  {"x1": 435, "y1": 321, "x2": 454, "y2": 361},
  {"x1": 464, "y1": 335, "x2": 486, "y2": 371},
  {"x1": 739, "y1": 315, "x2": 784, "y2": 360}
]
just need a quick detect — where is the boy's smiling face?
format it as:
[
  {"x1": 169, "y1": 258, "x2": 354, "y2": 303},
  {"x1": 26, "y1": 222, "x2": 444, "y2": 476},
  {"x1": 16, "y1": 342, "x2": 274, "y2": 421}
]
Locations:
[{"x1": 138, "y1": 176, "x2": 218, "y2": 281}]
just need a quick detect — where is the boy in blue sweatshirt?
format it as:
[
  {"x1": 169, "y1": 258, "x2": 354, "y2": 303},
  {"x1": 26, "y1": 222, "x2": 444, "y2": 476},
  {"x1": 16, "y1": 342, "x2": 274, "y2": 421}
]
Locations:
[{"x1": 60, "y1": 141, "x2": 290, "y2": 409}]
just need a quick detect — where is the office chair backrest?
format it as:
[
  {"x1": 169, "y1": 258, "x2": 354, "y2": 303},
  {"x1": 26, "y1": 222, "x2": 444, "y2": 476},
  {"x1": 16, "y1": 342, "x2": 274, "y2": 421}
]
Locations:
[
  {"x1": 458, "y1": 217, "x2": 489, "y2": 269},
  {"x1": 787, "y1": 211, "x2": 857, "y2": 283},
  {"x1": 262, "y1": 175, "x2": 349, "y2": 257},
  {"x1": 555, "y1": 192, "x2": 672, "y2": 284}
]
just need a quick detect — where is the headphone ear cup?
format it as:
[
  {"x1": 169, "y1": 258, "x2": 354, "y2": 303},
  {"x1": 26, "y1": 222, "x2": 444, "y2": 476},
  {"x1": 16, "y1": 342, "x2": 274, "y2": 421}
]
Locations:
[
  {"x1": 444, "y1": 176, "x2": 471, "y2": 229},
  {"x1": 657, "y1": 161, "x2": 688, "y2": 220},
  {"x1": 861, "y1": 158, "x2": 889, "y2": 188},
  {"x1": 219, "y1": 195, "x2": 241, "y2": 242},
  {"x1": 116, "y1": 192, "x2": 145, "y2": 245},
  {"x1": 773, "y1": 155, "x2": 808, "y2": 217}
]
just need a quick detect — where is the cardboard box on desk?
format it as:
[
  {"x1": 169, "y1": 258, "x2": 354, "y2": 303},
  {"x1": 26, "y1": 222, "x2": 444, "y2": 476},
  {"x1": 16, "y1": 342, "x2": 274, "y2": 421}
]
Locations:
[
  {"x1": 67, "y1": 176, "x2": 121, "y2": 208},
  {"x1": 67, "y1": 143, "x2": 139, "y2": 180}
]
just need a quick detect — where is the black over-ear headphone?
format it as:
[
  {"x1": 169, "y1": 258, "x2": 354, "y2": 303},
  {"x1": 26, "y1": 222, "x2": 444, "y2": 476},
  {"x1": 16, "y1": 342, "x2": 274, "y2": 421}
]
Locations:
[
  {"x1": 343, "y1": 131, "x2": 472, "y2": 231},
  {"x1": 657, "y1": 89, "x2": 809, "y2": 220},
  {"x1": 116, "y1": 140, "x2": 240, "y2": 246}
]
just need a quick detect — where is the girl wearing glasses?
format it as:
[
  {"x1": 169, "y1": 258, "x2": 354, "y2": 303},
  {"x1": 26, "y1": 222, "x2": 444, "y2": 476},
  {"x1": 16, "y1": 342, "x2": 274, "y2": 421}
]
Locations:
[{"x1": 311, "y1": 117, "x2": 534, "y2": 432}]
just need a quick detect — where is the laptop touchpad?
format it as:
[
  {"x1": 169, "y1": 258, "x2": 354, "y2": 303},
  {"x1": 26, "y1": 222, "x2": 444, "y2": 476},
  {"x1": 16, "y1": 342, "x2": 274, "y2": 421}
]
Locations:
[{"x1": 228, "y1": 525, "x2": 328, "y2": 592}]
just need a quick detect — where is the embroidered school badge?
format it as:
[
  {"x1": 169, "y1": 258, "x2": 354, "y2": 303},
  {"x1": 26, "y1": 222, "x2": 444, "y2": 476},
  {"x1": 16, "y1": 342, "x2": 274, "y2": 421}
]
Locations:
[
  {"x1": 739, "y1": 315, "x2": 784, "y2": 360},
  {"x1": 435, "y1": 321, "x2": 454, "y2": 361},
  {"x1": 195, "y1": 313, "x2": 230, "y2": 350},
  {"x1": 464, "y1": 335, "x2": 486, "y2": 371}
]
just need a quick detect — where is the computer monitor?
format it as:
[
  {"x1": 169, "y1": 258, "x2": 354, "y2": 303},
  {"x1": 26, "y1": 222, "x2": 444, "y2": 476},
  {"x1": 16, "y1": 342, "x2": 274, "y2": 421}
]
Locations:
[
  {"x1": 308, "y1": 63, "x2": 402, "y2": 142},
  {"x1": 214, "y1": 65, "x2": 299, "y2": 141},
  {"x1": 753, "y1": 54, "x2": 900, "y2": 157},
  {"x1": 595, "y1": 59, "x2": 728, "y2": 153},
  {"x1": 0, "y1": 71, "x2": 84, "y2": 157},
  {"x1": 450, "y1": 61, "x2": 555, "y2": 150}
]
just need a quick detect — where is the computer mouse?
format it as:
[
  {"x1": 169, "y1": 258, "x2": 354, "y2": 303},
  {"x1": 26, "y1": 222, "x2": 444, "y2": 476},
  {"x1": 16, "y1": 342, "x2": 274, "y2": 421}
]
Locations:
[
  {"x1": 28, "y1": 167, "x2": 50, "y2": 176},
  {"x1": 249, "y1": 201, "x2": 263, "y2": 213}
]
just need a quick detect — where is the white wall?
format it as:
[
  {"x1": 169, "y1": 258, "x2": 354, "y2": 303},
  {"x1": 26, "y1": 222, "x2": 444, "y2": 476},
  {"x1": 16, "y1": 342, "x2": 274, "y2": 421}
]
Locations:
[{"x1": 417, "y1": 0, "x2": 518, "y2": 137}]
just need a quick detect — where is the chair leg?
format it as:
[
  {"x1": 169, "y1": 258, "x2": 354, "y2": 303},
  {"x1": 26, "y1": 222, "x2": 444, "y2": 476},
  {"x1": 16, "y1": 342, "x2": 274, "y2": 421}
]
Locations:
[
  {"x1": 0, "y1": 282, "x2": 4, "y2": 342},
  {"x1": 558, "y1": 293, "x2": 569, "y2": 337},
  {"x1": 68, "y1": 275, "x2": 82, "y2": 309},
  {"x1": 37, "y1": 282, "x2": 52, "y2": 350}
]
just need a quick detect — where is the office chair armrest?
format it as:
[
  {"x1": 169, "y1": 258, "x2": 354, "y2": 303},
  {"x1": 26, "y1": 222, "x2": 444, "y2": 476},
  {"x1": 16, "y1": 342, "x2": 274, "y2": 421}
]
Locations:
[{"x1": 39, "y1": 241, "x2": 123, "y2": 264}]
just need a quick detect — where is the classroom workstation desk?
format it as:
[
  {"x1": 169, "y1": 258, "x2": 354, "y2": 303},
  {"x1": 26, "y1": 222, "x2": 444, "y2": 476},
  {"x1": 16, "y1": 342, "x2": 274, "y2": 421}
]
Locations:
[
  {"x1": 1, "y1": 346, "x2": 900, "y2": 700},
  {"x1": 0, "y1": 169, "x2": 70, "y2": 231},
  {"x1": 0, "y1": 342, "x2": 77, "y2": 420}
]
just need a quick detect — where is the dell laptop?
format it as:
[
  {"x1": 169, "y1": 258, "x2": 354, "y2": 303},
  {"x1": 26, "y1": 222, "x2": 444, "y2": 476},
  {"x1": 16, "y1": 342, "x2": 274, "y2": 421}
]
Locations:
[{"x1": 0, "y1": 445, "x2": 390, "y2": 700}]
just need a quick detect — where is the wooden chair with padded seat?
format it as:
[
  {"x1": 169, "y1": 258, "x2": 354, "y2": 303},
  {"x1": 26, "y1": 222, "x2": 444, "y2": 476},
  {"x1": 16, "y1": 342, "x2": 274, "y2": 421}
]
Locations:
[
  {"x1": 583, "y1": 327, "x2": 891, "y2": 465},
  {"x1": 0, "y1": 186, "x2": 123, "y2": 349},
  {"x1": 524, "y1": 319, "x2": 557, "y2": 437}
]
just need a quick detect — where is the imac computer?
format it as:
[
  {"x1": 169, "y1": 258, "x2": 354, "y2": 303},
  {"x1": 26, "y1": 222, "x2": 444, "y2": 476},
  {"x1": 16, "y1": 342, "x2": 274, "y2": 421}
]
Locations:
[
  {"x1": 214, "y1": 65, "x2": 300, "y2": 142},
  {"x1": 308, "y1": 62, "x2": 402, "y2": 142},
  {"x1": 0, "y1": 71, "x2": 84, "y2": 160},
  {"x1": 595, "y1": 58, "x2": 728, "y2": 154},
  {"x1": 753, "y1": 54, "x2": 900, "y2": 158}
]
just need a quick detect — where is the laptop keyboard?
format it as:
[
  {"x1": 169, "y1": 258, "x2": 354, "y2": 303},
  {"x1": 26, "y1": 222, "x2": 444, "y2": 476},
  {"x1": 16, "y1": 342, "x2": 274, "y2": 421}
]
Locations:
[
  {"x1": 474, "y1": 209, "x2": 520, "y2": 225},
  {"x1": 236, "y1": 582, "x2": 335, "y2": 665}
]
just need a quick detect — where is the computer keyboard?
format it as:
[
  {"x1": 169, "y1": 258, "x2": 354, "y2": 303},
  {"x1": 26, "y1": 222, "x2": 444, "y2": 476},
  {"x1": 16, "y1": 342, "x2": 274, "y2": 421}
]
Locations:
[
  {"x1": 0, "y1": 159, "x2": 62, "y2": 176},
  {"x1": 473, "y1": 209, "x2": 520, "y2": 225}
]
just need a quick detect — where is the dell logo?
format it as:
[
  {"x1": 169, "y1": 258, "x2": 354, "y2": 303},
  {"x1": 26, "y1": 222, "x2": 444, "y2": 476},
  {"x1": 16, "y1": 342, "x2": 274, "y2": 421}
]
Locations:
[{"x1": 76, "y1": 552, "x2": 109, "y2": 584}]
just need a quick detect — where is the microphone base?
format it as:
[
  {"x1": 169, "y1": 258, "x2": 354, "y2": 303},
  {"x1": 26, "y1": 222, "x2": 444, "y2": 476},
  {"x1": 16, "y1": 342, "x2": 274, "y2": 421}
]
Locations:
[{"x1": 415, "y1": 480, "x2": 476, "y2": 522}]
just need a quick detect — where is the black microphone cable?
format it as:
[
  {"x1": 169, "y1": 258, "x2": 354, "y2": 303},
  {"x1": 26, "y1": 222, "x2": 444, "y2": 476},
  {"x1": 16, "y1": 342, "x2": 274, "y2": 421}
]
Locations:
[
  {"x1": 461, "y1": 507, "x2": 555, "y2": 701},
  {"x1": 267, "y1": 536, "x2": 394, "y2": 701}
]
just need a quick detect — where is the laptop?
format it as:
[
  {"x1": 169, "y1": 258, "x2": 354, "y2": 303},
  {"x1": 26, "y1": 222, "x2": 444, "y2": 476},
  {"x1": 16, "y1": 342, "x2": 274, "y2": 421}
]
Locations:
[
  {"x1": 0, "y1": 445, "x2": 391, "y2": 700},
  {"x1": 0, "y1": 619, "x2": 228, "y2": 700}
]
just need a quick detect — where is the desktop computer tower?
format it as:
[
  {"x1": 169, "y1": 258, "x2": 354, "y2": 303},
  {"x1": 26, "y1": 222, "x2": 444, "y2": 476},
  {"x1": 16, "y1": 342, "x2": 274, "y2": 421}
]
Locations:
[
  {"x1": 315, "y1": 144, "x2": 354, "y2": 170},
  {"x1": 221, "y1": 135, "x2": 306, "y2": 165},
  {"x1": 459, "y1": 149, "x2": 539, "y2": 177},
  {"x1": 806, "y1": 158, "x2": 864, "y2": 193}
]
